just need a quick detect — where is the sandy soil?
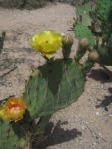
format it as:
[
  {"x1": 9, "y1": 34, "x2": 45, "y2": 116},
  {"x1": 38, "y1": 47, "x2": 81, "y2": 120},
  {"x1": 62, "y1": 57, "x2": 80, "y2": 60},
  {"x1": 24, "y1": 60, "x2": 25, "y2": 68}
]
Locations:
[{"x1": 0, "y1": 3, "x2": 112, "y2": 149}]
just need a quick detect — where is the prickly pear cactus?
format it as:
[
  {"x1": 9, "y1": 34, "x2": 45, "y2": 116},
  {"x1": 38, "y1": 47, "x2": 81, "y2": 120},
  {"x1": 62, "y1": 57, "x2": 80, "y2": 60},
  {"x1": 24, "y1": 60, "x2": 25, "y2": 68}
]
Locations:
[
  {"x1": 74, "y1": 0, "x2": 112, "y2": 66},
  {"x1": 0, "y1": 31, "x2": 93, "y2": 149},
  {"x1": 76, "y1": 2, "x2": 92, "y2": 16},
  {"x1": 76, "y1": 2, "x2": 95, "y2": 27},
  {"x1": 97, "y1": 0, "x2": 112, "y2": 22},
  {"x1": 23, "y1": 59, "x2": 85, "y2": 120},
  {"x1": 74, "y1": 23, "x2": 95, "y2": 47},
  {"x1": 108, "y1": 32, "x2": 112, "y2": 47},
  {"x1": 97, "y1": 46, "x2": 112, "y2": 65}
]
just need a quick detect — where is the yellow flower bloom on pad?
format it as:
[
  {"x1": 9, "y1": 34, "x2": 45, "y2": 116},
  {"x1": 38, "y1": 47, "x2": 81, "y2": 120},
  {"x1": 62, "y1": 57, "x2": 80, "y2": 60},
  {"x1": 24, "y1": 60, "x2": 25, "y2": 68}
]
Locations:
[
  {"x1": 30, "y1": 30, "x2": 62, "y2": 59},
  {"x1": 0, "y1": 97, "x2": 26, "y2": 122}
]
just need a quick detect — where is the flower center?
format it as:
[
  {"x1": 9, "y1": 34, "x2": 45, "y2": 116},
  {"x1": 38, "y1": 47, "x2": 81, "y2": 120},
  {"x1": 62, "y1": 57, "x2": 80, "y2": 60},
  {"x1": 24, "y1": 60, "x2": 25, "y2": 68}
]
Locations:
[{"x1": 8, "y1": 103, "x2": 20, "y2": 110}]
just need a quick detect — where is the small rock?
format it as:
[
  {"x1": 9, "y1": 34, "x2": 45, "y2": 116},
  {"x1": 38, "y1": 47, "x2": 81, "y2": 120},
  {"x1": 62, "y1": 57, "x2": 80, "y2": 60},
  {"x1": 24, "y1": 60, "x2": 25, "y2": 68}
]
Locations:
[{"x1": 96, "y1": 112, "x2": 100, "y2": 116}]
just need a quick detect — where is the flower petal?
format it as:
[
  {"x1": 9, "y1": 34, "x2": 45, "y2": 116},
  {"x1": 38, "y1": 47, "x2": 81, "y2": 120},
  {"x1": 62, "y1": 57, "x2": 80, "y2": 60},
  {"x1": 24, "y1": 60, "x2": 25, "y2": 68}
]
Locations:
[
  {"x1": 0, "y1": 107, "x2": 8, "y2": 120},
  {"x1": 42, "y1": 52, "x2": 55, "y2": 59},
  {"x1": 30, "y1": 30, "x2": 62, "y2": 58}
]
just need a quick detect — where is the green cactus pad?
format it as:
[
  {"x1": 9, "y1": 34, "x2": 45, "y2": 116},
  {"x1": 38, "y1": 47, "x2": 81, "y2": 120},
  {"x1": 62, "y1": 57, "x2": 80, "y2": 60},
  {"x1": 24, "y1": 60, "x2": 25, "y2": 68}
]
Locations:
[
  {"x1": 81, "y1": 13, "x2": 92, "y2": 27},
  {"x1": 76, "y1": 2, "x2": 93, "y2": 26},
  {"x1": 97, "y1": 0, "x2": 112, "y2": 22},
  {"x1": 23, "y1": 59, "x2": 85, "y2": 120},
  {"x1": 74, "y1": 23, "x2": 95, "y2": 47},
  {"x1": 108, "y1": 33, "x2": 112, "y2": 48},
  {"x1": 75, "y1": 48, "x2": 87, "y2": 61},
  {"x1": 76, "y1": 2, "x2": 92, "y2": 16},
  {"x1": 0, "y1": 120, "x2": 26, "y2": 149},
  {"x1": 97, "y1": 46, "x2": 112, "y2": 65}
]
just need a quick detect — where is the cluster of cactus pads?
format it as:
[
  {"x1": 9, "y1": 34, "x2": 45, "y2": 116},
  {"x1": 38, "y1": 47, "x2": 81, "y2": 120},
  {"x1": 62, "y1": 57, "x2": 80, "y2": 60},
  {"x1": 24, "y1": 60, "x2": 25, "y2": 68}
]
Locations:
[
  {"x1": 74, "y1": 0, "x2": 112, "y2": 66},
  {"x1": 0, "y1": 30, "x2": 95, "y2": 149},
  {"x1": 0, "y1": 1, "x2": 112, "y2": 148},
  {"x1": 0, "y1": 0, "x2": 112, "y2": 148}
]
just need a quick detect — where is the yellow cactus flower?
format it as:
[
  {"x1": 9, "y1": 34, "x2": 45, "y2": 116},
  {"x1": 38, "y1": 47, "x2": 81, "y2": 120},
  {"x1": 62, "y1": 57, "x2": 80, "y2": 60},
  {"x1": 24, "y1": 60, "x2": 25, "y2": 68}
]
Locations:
[
  {"x1": 30, "y1": 30, "x2": 62, "y2": 59},
  {"x1": 0, "y1": 97, "x2": 26, "y2": 122}
]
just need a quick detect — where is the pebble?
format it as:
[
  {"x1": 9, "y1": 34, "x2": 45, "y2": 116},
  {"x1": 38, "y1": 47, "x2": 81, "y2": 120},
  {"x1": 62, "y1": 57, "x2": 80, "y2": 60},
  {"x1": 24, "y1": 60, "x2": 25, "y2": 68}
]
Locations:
[{"x1": 96, "y1": 112, "x2": 100, "y2": 116}]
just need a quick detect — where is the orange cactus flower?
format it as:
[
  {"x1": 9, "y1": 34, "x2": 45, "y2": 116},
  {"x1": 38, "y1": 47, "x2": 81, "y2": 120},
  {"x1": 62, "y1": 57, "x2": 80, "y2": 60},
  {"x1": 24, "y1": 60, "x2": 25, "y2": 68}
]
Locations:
[{"x1": 0, "y1": 97, "x2": 26, "y2": 122}]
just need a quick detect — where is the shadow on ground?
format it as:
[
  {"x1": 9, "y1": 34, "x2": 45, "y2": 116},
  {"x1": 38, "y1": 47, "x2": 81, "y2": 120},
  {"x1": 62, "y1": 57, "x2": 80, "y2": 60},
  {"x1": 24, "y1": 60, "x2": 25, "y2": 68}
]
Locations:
[
  {"x1": 0, "y1": 48, "x2": 36, "y2": 78},
  {"x1": 88, "y1": 68, "x2": 112, "y2": 111},
  {"x1": 88, "y1": 68, "x2": 112, "y2": 83},
  {"x1": 36, "y1": 120, "x2": 82, "y2": 149},
  {"x1": 96, "y1": 87, "x2": 112, "y2": 111}
]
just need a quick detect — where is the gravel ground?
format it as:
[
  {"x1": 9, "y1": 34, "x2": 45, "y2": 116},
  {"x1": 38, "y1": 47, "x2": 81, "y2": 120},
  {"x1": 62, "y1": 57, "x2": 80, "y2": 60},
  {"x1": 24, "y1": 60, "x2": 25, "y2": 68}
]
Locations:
[{"x1": 0, "y1": 3, "x2": 112, "y2": 149}]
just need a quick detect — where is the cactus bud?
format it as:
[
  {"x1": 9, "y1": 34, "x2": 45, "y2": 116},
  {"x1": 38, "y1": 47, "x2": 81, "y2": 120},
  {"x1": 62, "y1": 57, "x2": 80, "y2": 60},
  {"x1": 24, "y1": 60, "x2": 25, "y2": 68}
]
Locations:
[
  {"x1": 79, "y1": 38, "x2": 89, "y2": 49},
  {"x1": 88, "y1": 51, "x2": 99, "y2": 61},
  {"x1": 62, "y1": 34, "x2": 73, "y2": 59},
  {"x1": 62, "y1": 34, "x2": 74, "y2": 47}
]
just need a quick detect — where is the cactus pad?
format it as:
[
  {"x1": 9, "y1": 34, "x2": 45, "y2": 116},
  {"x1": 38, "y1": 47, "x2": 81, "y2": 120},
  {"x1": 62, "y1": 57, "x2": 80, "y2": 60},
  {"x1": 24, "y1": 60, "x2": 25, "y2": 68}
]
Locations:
[
  {"x1": 23, "y1": 59, "x2": 85, "y2": 120},
  {"x1": 74, "y1": 23, "x2": 95, "y2": 47},
  {"x1": 97, "y1": 46, "x2": 112, "y2": 66},
  {"x1": 82, "y1": 13, "x2": 92, "y2": 27},
  {"x1": 76, "y1": 2, "x2": 93, "y2": 26},
  {"x1": 108, "y1": 33, "x2": 112, "y2": 48},
  {"x1": 0, "y1": 120, "x2": 26, "y2": 149},
  {"x1": 76, "y1": 2, "x2": 92, "y2": 16},
  {"x1": 97, "y1": 0, "x2": 112, "y2": 22}
]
